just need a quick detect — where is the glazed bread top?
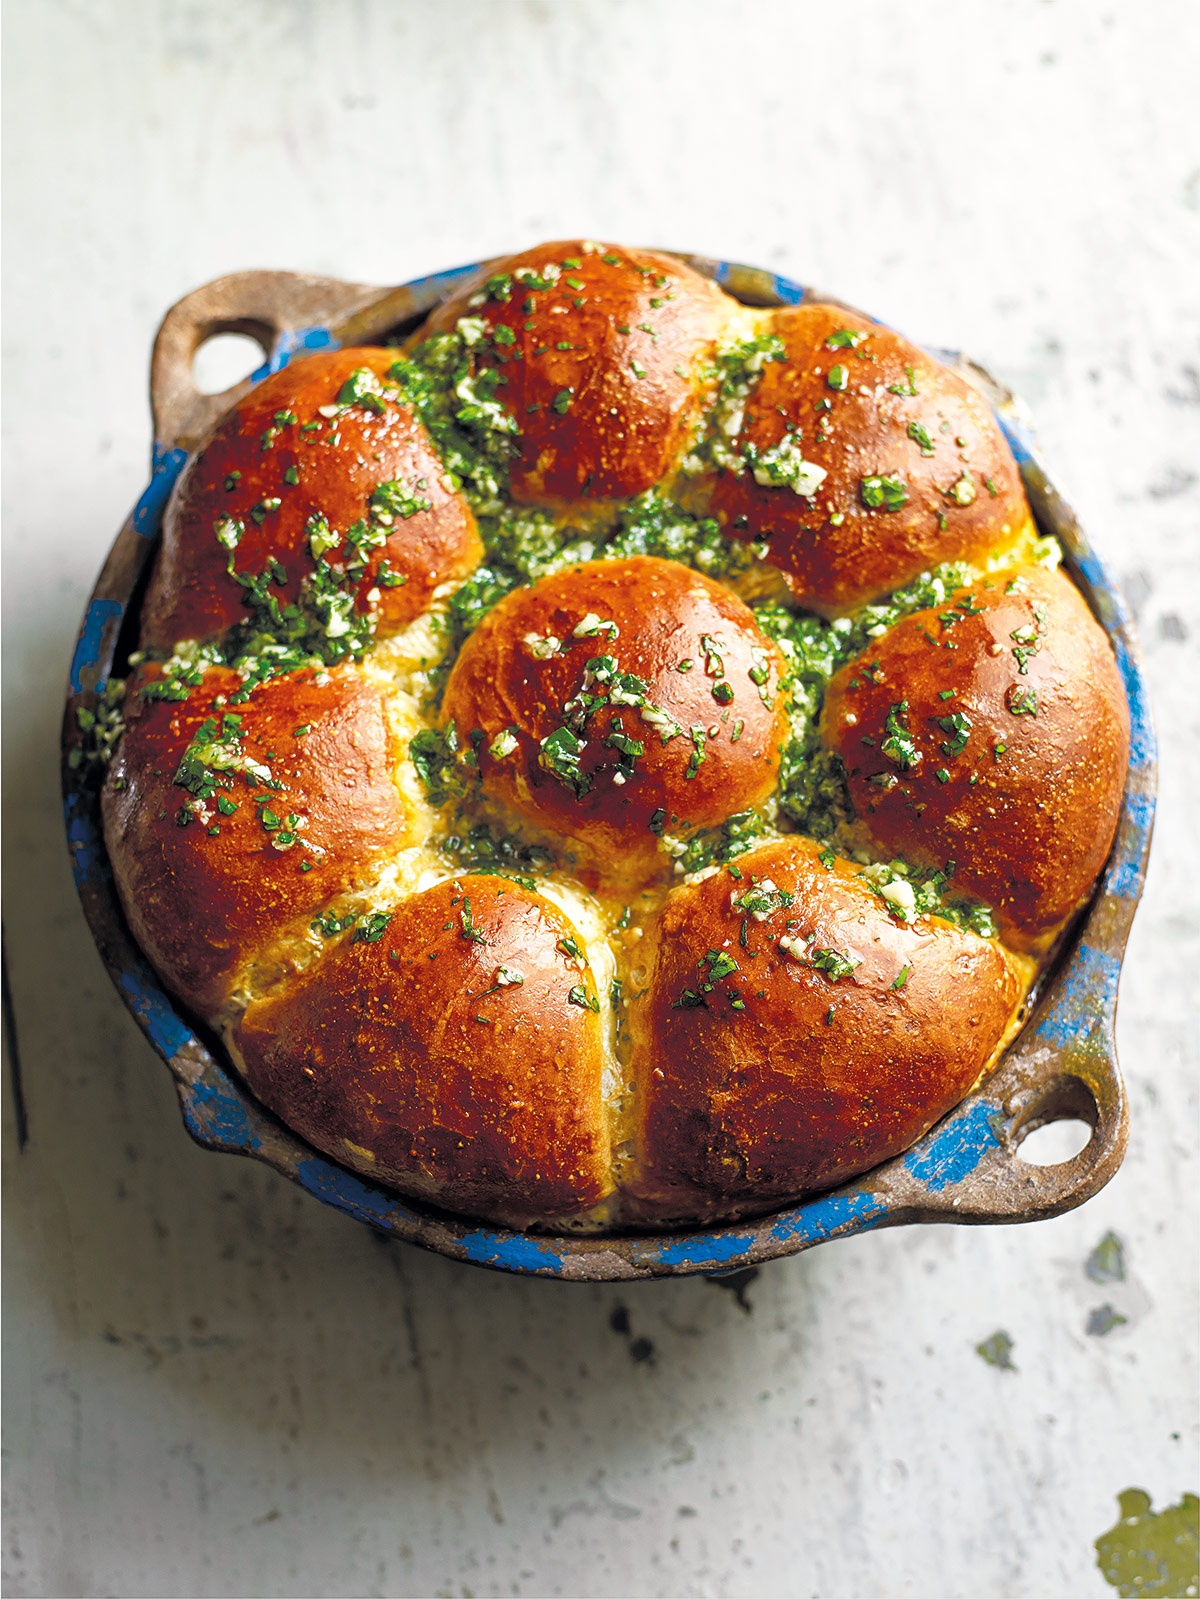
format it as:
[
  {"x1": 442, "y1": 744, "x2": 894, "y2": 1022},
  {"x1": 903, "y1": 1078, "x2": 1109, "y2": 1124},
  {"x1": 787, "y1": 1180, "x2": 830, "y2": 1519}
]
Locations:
[
  {"x1": 707, "y1": 303, "x2": 1028, "y2": 611},
  {"x1": 102, "y1": 241, "x2": 1130, "y2": 1229},
  {"x1": 143, "y1": 348, "x2": 482, "y2": 651},
  {"x1": 423, "y1": 241, "x2": 728, "y2": 505},
  {"x1": 440, "y1": 555, "x2": 790, "y2": 883}
]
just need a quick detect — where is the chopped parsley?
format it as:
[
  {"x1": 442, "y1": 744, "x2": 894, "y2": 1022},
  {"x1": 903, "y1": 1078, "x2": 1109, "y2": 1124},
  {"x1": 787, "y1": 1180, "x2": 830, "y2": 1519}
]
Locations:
[
  {"x1": 354, "y1": 912, "x2": 392, "y2": 943},
  {"x1": 861, "y1": 474, "x2": 909, "y2": 513},
  {"x1": 172, "y1": 712, "x2": 269, "y2": 804},
  {"x1": 602, "y1": 492, "x2": 761, "y2": 582},
  {"x1": 776, "y1": 932, "x2": 861, "y2": 979},
  {"x1": 682, "y1": 332, "x2": 785, "y2": 476},
  {"x1": 312, "y1": 909, "x2": 392, "y2": 942},
  {"x1": 440, "y1": 820, "x2": 553, "y2": 880},
  {"x1": 809, "y1": 947, "x2": 861, "y2": 981},
  {"x1": 703, "y1": 949, "x2": 739, "y2": 981},
  {"x1": 684, "y1": 726, "x2": 707, "y2": 780},
  {"x1": 370, "y1": 478, "x2": 432, "y2": 522},
  {"x1": 669, "y1": 809, "x2": 766, "y2": 876},
  {"x1": 410, "y1": 724, "x2": 472, "y2": 806},
  {"x1": 674, "y1": 947, "x2": 743, "y2": 1009},
  {"x1": 458, "y1": 898, "x2": 487, "y2": 944},
  {"x1": 69, "y1": 677, "x2": 127, "y2": 770},
  {"x1": 743, "y1": 435, "x2": 828, "y2": 497},
  {"x1": 733, "y1": 880, "x2": 795, "y2": 920},
  {"x1": 936, "y1": 710, "x2": 971, "y2": 757},
  {"x1": 907, "y1": 421, "x2": 935, "y2": 456},
  {"x1": 539, "y1": 725, "x2": 590, "y2": 795},
  {"x1": 1011, "y1": 616, "x2": 1043, "y2": 675},
  {"x1": 860, "y1": 860, "x2": 998, "y2": 938},
  {"x1": 881, "y1": 702, "x2": 921, "y2": 771}
]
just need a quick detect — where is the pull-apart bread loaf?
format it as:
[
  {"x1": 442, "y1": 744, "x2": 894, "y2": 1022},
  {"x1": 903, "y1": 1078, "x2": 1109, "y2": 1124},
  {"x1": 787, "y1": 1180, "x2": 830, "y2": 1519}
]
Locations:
[{"x1": 103, "y1": 242, "x2": 1130, "y2": 1229}]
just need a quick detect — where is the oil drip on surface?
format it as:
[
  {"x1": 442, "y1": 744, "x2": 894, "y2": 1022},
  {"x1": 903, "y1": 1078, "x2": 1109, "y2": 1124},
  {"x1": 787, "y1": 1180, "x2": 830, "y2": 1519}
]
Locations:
[{"x1": 1094, "y1": 1490, "x2": 1199, "y2": 1598}]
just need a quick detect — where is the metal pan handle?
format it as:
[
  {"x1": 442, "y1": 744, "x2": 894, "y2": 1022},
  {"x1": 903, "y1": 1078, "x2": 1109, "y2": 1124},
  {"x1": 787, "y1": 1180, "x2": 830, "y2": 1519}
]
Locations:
[
  {"x1": 863, "y1": 998, "x2": 1129, "y2": 1232},
  {"x1": 148, "y1": 265, "x2": 502, "y2": 453},
  {"x1": 148, "y1": 270, "x2": 381, "y2": 451}
]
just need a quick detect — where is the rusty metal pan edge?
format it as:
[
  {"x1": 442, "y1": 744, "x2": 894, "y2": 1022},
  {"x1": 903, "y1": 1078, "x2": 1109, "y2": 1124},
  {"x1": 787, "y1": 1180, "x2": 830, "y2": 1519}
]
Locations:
[{"x1": 61, "y1": 260, "x2": 1157, "y2": 1281}]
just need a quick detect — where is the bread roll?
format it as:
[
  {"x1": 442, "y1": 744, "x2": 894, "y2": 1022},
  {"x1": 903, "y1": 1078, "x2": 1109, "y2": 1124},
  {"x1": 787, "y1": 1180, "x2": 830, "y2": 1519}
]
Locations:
[
  {"x1": 707, "y1": 304, "x2": 1031, "y2": 611},
  {"x1": 422, "y1": 241, "x2": 729, "y2": 505},
  {"x1": 822, "y1": 564, "x2": 1130, "y2": 951},
  {"x1": 440, "y1": 556, "x2": 788, "y2": 885},
  {"x1": 234, "y1": 875, "x2": 613, "y2": 1227},
  {"x1": 102, "y1": 663, "x2": 413, "y2": 1015},
  {"x1": 624, "y1": 838, "x2": 1025, "y2": 1220},
  {"x1": 142, "y1": 347, "x2": 481, "y2": 651}
]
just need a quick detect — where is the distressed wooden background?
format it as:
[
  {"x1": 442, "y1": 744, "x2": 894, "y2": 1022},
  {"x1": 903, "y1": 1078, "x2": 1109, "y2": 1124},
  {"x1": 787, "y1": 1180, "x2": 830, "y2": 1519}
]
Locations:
[{"x1": 3, "y1": 2, "x2": 1197, "y2": 1595}]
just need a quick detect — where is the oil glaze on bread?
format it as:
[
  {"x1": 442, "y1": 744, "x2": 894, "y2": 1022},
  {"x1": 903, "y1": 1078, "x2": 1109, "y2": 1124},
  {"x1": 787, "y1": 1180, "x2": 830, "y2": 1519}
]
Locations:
[
  {"x1": 707, "y1": 304, "x2": 1031, "y2": 612},
  {"x1": 142, "y1": 347, "x2": 481, "y2": 651},
  {"x1": 441, "y1": 556, "x2": 788, "y2": 883},
  {"x1": 822, "y1": 565, "x2": 1129, "y2": 951},
  {"x1": 626, "y1": 838, "x2": 1025, "y2": 1221}
]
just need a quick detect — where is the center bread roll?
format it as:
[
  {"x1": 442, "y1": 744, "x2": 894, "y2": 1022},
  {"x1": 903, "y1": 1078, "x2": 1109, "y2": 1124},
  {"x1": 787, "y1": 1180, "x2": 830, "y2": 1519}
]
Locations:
[
  {"x1": 440, "y1": 555, "x2": 789, "y2": 889},
  {"x1": 101, "y1": 239, "x2": 1130, "y2": 1231}
]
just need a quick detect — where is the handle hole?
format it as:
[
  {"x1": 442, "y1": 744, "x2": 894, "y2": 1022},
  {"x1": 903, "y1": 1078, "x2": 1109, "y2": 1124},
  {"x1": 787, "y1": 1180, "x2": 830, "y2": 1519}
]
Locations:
[
  {"x1": 1011, "y1": 1074, "x2": 1099, "y2": 1166},
  {"x1": 193, "y1": 329, "x2": 270, "y2": 395},
  {"x1": 1015, "y1": 1118, "x2": 1093, "y2": 1166}
]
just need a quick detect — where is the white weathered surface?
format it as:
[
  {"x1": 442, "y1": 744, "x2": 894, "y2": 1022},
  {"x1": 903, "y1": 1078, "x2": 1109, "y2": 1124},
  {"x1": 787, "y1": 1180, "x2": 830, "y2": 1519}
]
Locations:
[{"x1": 3, "y1": 2, "x2": 1197, "y2": 1595}]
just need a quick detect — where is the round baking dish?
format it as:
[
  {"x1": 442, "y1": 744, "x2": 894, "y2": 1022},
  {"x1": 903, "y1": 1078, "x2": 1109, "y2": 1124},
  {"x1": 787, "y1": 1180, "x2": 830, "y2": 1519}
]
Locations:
[{"x1": 62, "y1": 256, "x2": 1156, "y2": 1280}]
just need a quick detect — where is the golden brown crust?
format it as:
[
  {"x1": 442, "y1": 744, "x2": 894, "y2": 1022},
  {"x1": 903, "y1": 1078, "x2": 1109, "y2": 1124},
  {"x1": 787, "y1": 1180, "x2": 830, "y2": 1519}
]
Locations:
[
  {"x1": 822, "y1": 565, "x2": 1130, "y2": 951},
  {"x1": 706, "y1": 304, "x2": 1029, "y2": 612},
  {"x1": 424, "y1": 241, "x2": 729, "y2": 505},
  {"x1": 234, "y1": 875, "x2": 612, "y2": 1224},
  {"x1": 101, "y1": 664, "x2": 411, "y2": 1015},
  {"x1": 625, "y1": 837, "x2": 1024, "y2": 1218},
  {"x1": 141, "y1": 347, "x2": 481, "y2": 651},
  {"x1": 440, "y1": 556, "x2": 788, "y2": 884}
]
